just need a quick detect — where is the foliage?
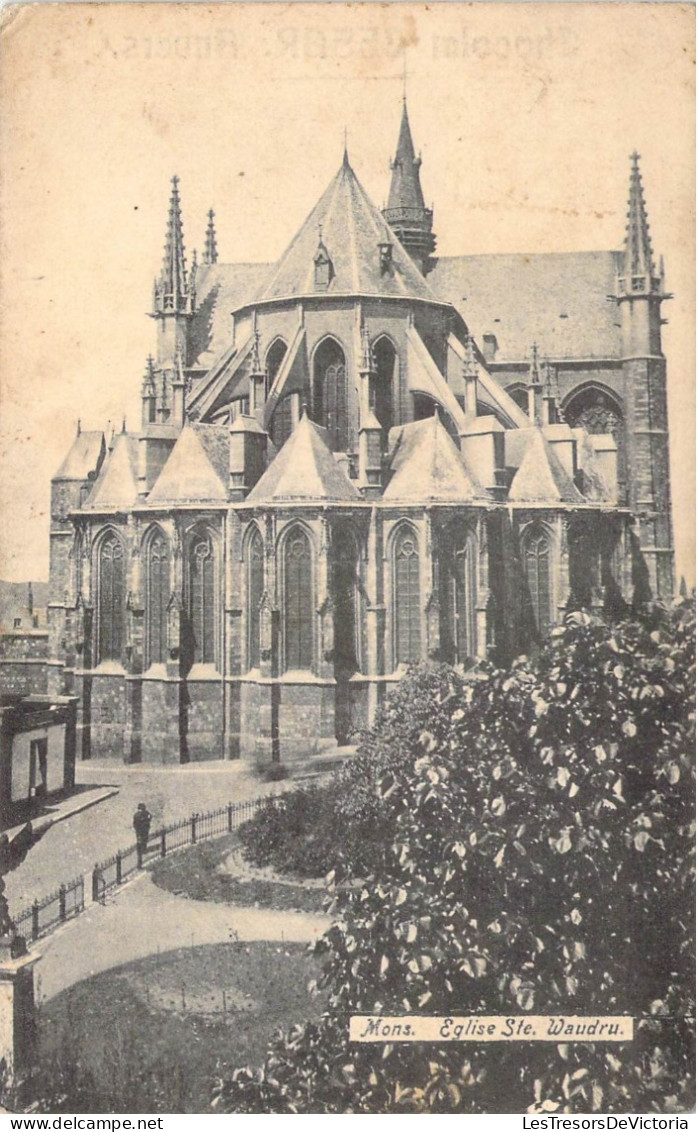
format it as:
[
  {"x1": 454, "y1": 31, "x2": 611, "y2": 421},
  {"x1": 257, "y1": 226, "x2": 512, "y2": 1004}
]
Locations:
[
  {"x1": 214, "y1": 601, "x2": 696, "y2": 1114},
  {"x1": 24, "y1": 943, "x2": 323, "y2": 1113},
  {"x1": 239, "y1": 665, "x2": 466, "y2": 878}
]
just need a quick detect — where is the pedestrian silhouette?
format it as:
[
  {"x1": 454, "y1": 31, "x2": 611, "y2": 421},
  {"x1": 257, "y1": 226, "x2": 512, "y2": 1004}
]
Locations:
[{"x1": 133, "y1": 803, "x2": 152, "y2": 855}]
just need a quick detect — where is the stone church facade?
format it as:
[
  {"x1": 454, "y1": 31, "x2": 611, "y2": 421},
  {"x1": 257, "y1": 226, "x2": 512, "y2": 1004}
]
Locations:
[{"x1": 45, "y1": 101, "x2": 674, "y2": 764}]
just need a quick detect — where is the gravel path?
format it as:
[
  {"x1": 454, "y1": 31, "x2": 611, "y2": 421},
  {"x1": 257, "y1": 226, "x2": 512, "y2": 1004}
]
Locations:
[
  {"x1": 4, "y1": 760, "x2": 290, "y2": 915},
  {"x1": 34, "y1": 870, "x2": 331, "y2": 1003}
]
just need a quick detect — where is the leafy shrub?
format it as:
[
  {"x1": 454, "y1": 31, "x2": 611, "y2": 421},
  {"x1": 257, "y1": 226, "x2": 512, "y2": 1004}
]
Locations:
[
  {"x1": 239, "y1": 664, "x2": 467, "y2": 878},
  {"x1": 215, "y1": 601, "x2": 696, "y2": 1114},
  {"x1": 263, "y1": 763, "x2": 289, "y2": 783}
]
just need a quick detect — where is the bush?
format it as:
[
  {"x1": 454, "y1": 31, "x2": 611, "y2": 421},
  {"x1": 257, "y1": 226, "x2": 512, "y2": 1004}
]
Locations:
[
  {"x1": 239, "y1": 664, "x2": 467, "y2": 879},
  {"x1": 263, "y1": 763, "x2": 289, "y2": 783},
  {"x1": 215, "y1": 601, "x2": 696, "y2": 1114}
]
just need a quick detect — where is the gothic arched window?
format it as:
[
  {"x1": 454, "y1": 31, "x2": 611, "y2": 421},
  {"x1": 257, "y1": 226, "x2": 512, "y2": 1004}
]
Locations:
[
  {"x1": 265, "y1": 339, "x2": 287, "y2": 395},
  {"x1": 564, "y1": 385, "x2": 624, "y2": 492},
  {"x1": 440, "y1": 528, "x2": 478, "y2": 664},
  {"x1": 373, "y1": 337, "x2": 397, "y2": 434},
  {"x1": 313, "y1": 338, "x2": 348, "y2": 452},
  {"x1": 247, "y1": 527, "x2": 264, "y2": 670},
  {"x1": 145, "y1": 531, "x2": 170, "y2": 666},
  {"x1": 284, "y1": 527, "x2": 313, "y2": 671},
  {"x1": 522, "y1": 526, "x2": 553, "y2": 638},
  {"x1": 97, "y1": 532, "x2": 125, "y2": 663},
  {"x1": 270, "y1": 395, "x2": 294, "y2": 450},
  {"x1": 394, "y1": 526, "x2": 421, "y2": 665},
  {"x1": 333, "y1": 526, "x2": 362, "y2": 674},
  {"x1": 188, "y1": 533, "x2": 216, "y2": 665}
]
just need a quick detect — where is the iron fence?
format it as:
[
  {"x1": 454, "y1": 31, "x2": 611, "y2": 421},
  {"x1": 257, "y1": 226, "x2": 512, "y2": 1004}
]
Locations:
[
  {"x1": 12, "y1": 874, "x2": 85, "y2": 942},
  {"x1": 10, "y1": 792, "x2": 279, "y2": 944}
]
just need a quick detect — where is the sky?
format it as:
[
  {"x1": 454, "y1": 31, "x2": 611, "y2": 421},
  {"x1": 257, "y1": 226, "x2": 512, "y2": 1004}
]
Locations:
[{"x1": 0, "y1": 2, "x2": 694, "y2": 585}]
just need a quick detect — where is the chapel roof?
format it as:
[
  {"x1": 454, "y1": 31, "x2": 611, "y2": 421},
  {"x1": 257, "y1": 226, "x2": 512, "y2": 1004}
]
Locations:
[
  {"x1": 54, "y1": 430, "x2": 106, "y2": 481},
  {"x1": 82, "y1": 432, "x2": 139, "y2": 510},
  {"x1": 247, "y1": 413, "x2": 360, "y2": 504},
  {"x1": 147, "y1": 424, "x2": 229, "y2": 504},
  {"x1": 384, "y1": 415, "x2": 487, "y2": 502}
]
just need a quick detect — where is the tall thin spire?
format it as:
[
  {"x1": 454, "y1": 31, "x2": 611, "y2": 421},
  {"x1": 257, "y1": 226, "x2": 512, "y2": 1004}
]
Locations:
[
  {"x1": 204, "y1": 208, "x2": 218, "y2": 265},
  {"x1": 153, "y1": 175, "x2": 193, "y2": 315},
  {"x1": 342, "y1": 127, "x2": 350, "y2": 169},
  {"x1": 623, "y1": 152, "x2": 655, "y2": 281},
  {"x1": 382, "y1": 98, "x2": 436, "y2": 275}
]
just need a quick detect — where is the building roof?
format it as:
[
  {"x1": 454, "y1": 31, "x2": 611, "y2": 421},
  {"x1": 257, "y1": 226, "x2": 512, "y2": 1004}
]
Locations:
[
  {"x1": 507, "y1": 428, "x2": 584, "y2": 504},
  {"x1": 147, "y1": 424, "x2": 229, "y2": 503},
  {"x1": 385, "y1": 415, "x2": 487, "y2": 502},
  {"x1": 429, "y1": 250, "x2": 623, "y2": 361},
  {"x1": 82, "y1": 433, "x2": 139, "y2": 510},
  {"x1": 251, "y1": 154, "x2": 440, "y2": 306},
  {"x1": 54, "y1": 430, "x2": 106, "y2": 480},
  {"x1": 189, "y1": 263, "x2": 271, "y2": 369},
  {"x1": 247, "y1": 413, "x2": 360, "y2": 504},
  {"x1": 387, "y1": 100, "x2": 427, "y2": 214}
]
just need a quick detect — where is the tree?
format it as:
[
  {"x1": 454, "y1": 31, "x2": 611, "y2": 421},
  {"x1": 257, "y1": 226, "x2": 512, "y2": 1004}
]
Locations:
[{"x1": 214, "y1": 601, "x2": 695, "y2": 1114}]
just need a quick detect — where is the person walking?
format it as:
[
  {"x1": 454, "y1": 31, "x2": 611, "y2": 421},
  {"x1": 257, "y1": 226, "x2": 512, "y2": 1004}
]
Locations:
[{"x1": 133, "y1": 803, "x2": 152, "y2": 860}]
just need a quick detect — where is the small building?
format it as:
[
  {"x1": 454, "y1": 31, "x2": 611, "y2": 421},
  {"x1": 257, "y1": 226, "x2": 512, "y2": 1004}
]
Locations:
[{"x1": 0, "y1": 696, "x2": 78, "y2": 829}]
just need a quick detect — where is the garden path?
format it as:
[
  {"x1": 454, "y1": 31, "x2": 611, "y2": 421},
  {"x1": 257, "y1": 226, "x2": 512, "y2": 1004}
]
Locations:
[{"x1": 34, "y1": 870, "x2": 331, "y2": 1003}]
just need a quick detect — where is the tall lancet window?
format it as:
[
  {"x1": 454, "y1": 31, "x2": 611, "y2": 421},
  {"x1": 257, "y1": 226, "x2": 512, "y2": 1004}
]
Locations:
[
  {"x1": 313, "y1": 338, "x2": 348, "y2": 452},
  {"x1": 522, "y1": 526, "x2": 553, "y2": 638},
  {"x1": 284, "y1": 527, "x2": 313, "y2": 671},
  {"x1": 97, "y1": 531, "x2": 125, "y2": 664},
  {"x1": 394, "y1": 525, "x2": 421, "y2": 665},
  {"x1": 373, "y1": 336, "x2": 397, "y2": 434},
  {"x1": 146, "y1": 530, "x2": 170, "y2": 666},
  {"x1": 440, "y1": 528, "x2": 478, "y2": 665},
  {"x1": 247, "y1": 527, "x2": 265, "y2": 670},
  {"x1": 189, "y1": 533, "x2": 216, "y2": 665},
  {"x1": 333, "y1": 526, "x2": 362, "y2": 674}
]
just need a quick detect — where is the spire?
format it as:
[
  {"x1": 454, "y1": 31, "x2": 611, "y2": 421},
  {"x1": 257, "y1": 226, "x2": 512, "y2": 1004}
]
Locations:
[
  {"x1": 382, "y1": 99, "x2": 436, "y2": 275},
  {"x1": 153, "y1": 175, "x2": 193, "y2": 315},
  {"x1": 388, "y1": 100, "x2": 425, "y2": 213},
  {"x1": 342, "y1": 128, "x2": 350, "y2": 169},
  {"x1": 203, "y1": 209, "x2": 218, "y2": 265},
  {"x1": 623, "y1": 152, "x2": 655, "y2": 281},
  {"x1": 528, "y1": 342, "x2": 542, "y2": 386}
]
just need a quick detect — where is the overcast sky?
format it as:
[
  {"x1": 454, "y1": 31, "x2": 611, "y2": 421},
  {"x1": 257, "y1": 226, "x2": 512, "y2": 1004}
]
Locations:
[{"x1": 0, "y1": 2, "x2": 694, "y2": 585}]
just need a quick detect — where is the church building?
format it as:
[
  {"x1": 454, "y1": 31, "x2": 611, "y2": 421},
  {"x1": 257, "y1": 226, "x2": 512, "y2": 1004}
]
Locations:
[{"x1": 46, "y1": 100, "x2": 674, "y2": 764}]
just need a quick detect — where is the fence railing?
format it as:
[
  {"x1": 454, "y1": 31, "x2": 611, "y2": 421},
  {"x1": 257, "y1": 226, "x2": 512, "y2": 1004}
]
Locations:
[
  {"x1": 12, "y1": 874, "x2": 85, "y2": 942},
  {"x1": 11, "y1": 794, "x2": 277, "y2": 943}
]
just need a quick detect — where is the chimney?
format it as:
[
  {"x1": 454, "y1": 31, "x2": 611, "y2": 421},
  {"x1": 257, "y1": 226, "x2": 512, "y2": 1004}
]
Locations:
[{"x1": 482, "y1": 333, "x2": 498, "y2": 364}]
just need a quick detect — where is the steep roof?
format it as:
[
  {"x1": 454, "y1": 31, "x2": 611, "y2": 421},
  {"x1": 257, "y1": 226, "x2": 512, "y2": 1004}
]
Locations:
[
  {"x1": 147, "y1": 424, "x2": 229, "y2": 503},
  {"x1": 387, "y1": 100, "x2": 426, "y2": 213},
  {"x1": 83, "y1": 433, "x2": 139, "y2": 510},
  {"x1": 252, "y1": 155, "x2": 439, "y2": 305},
  {"x1": 385, "y1": 415, "x2": 486, "y2": 502},
  {"x1": 429, "y1": 250, "x2": 623, "y2": 361},
  {"x1": 507, "y1": 429, "x2": 584, "y2": 504},
  {"x1": 54, "y1": 430, "x2": 105, "y2": 480},
  {"x1": 247, "y1": 414, "x2": 360, "y2": 504},
  {"x1": 188, "y1": 263, "x2": 271, "y2": 369}
]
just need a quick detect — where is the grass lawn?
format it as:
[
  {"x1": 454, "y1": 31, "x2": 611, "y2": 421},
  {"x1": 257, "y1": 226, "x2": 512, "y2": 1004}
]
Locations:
[
  {"x1": 149, "y1": 832, "x2": 327, "y2": 914},
  {"x1": 33, "y1": 941, "x2": 325, "y2": 1113}
]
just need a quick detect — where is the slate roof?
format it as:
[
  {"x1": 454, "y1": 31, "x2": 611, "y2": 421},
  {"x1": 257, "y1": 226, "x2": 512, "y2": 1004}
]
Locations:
[
  {"x1": 147, "y1": 424, "x2": 229, "y2": 504},
  {"x1": 251, "y1": 155, "x2": 440, "y2": 306},
  {"x1": 247, "y1": 414, "x2": 360, "y2": 504},
  {"x1": 54, "y1": 431, "x2": 106, "y2": 480},
  {"x1": 506, "y1": 429, "x2": 584, "y2": 504},
  {"x1": 429, "y1": 250, "x2": 623, "y2": 361},
  {"x1": 385, "y1": 415, "x2": 487, "y2": 502},
  {"x1": 189, "y1": 263, "x2": 270, "y2": 368},
  {"x1": 83, "y1": 433, "x2": 139, "y2": 510}
]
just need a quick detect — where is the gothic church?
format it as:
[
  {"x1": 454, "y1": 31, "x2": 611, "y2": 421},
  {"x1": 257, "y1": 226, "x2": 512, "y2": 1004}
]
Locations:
[{"x1": 46, "y1": 100, "x2": 674, "y2": 763}]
